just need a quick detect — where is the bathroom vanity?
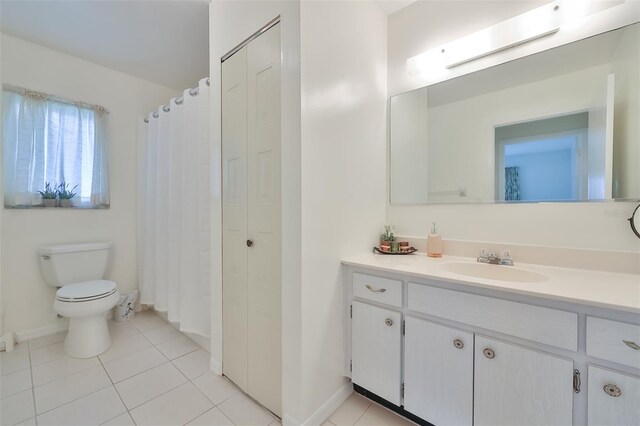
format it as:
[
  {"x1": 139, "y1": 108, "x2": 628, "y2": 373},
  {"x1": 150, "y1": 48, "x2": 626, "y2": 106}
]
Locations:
[{"x1": 342, "y1": 253, "x2": 640, "y2": 426}]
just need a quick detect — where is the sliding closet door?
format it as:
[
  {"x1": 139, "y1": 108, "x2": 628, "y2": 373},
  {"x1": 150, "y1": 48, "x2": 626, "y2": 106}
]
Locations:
[
  {"x1": 222, "y1": 22, "x2": 282, "y2": 416},
  {"x1": 247, "y1": 23, "x2": 281, "y2": 416},
  {"x1": 222, "y1": 47, "x2": 249, "y2": 392}
]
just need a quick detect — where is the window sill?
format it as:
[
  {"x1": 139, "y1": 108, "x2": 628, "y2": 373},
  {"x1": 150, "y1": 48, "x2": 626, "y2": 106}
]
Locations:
[{"x1": 4, "y1": 205, "x2": 110, "y2": 210}]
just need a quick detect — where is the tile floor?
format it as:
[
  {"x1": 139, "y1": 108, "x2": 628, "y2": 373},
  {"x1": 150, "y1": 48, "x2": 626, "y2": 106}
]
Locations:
[{"x1": 1, "y1": 310, "x2": 413, "y2": 426}]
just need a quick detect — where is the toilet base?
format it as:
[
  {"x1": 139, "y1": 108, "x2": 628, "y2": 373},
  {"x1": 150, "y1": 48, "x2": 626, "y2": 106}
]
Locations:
[{"x1": 65, "y1": 313, "x2": 111, "y2": 358}]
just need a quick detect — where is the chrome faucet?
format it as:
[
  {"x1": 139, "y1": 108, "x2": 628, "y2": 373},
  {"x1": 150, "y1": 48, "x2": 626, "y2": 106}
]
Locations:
[{"x1": 477, "y1": 249, "x2": 513, "y2": 266}]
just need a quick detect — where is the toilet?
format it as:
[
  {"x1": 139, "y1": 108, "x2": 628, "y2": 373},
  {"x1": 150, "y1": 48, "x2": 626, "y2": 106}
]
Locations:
[{"x1": 38, "y1": 242, "x2": 120, "y2": 358}]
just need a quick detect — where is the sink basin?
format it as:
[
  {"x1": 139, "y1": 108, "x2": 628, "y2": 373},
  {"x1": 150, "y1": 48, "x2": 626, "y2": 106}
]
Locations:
[{"x1": 442, "y1": 262, "x2": 549, "y2": 283}]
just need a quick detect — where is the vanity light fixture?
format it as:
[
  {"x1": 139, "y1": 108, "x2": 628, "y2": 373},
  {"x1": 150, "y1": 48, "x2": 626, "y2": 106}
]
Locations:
[{"x1": 406, "y1": 0, "x2": 624, "y2": 77}]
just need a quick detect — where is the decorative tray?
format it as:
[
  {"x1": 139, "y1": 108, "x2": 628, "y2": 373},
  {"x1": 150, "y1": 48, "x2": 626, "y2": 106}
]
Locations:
[{"x1": 373, "y1": 246, "x2": 417, "y2": 255}]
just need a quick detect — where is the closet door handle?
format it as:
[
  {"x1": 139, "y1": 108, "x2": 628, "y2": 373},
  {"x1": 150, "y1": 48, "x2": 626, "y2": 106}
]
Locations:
[{"x1": 246, "y1": 240, "x2": 254, "y2": 247}]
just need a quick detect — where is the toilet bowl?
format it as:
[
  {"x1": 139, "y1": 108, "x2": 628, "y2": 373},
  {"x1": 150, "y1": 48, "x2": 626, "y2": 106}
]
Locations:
[
  {"x1": 39, "y1": 242, "x2": 119, "y2": 358},
  {"x1": 54, "y1": 280, "x2": 120, "y2": 358}
]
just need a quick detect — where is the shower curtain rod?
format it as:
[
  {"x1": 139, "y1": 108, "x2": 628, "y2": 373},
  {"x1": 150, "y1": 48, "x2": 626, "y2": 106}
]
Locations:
[{"x1": 143, "y1": 78, "x2": 210, "y2": 123}]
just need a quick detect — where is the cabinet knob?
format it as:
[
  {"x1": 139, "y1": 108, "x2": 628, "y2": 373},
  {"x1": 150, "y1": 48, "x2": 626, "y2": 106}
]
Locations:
[
  {"x1": 385, "y1": 318, "x2": 393, "y2": 326},
  {"x1": 246, "y1": 240, "x2": 254, "y2": 247},
  {"x1": 483, "y1": 348, "x2": 495, "y2": 359},
  {"x1": 453, "y1": 339, "x2": 464, "y2": 349},
  {"x1": 603, "y1": 384, "x2": 621, "y2": 397}
]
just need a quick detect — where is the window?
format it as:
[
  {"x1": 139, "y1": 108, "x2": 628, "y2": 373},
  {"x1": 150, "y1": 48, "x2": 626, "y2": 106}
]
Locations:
[{"x1": 2, "y1": 86, "x2": 109, "y2": 208}]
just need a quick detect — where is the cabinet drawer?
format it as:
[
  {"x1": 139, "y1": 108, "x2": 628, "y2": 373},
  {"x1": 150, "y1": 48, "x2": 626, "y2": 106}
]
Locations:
[
  {"x1": 353, "y1": 272, "x2": 402, "y2": 307},
  {"x1": 588, "y1": 365, "x2": 640, "y2": 426},
  {"x1": 587, "y1": 317, "x2": 640, "y2": 369},
  {"x1": 408, "y1": 283, "x2": 577, "y2": 351}
]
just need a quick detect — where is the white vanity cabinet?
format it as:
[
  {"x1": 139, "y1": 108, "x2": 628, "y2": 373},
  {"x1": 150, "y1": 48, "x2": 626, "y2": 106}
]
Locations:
[
  {"x1": 587, "y1": 365, "x2": 640, "y2": 426},
  {"x1": 474, "y1": 335, "x2": 574, "y2": 426},
  {"x1": 344, "y1": 264, "x2": 640, "y2": 426},
  {"x1": 351, "y1": 301, "x2": 402, "y2": 405},
  {"x1": 404, "y1": 317, "x2": 473, "y2": 425}
]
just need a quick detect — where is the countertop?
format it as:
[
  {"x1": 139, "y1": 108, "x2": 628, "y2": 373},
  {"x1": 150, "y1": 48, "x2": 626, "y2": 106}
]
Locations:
[{"x1": 342, "y1": 252, "x2": 640, "y2": 314}]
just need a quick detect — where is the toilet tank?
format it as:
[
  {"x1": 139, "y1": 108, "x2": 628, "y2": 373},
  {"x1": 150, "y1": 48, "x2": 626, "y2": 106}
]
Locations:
[{"x1": 38, "y1": 242, "x2": 113, "y2": 287}]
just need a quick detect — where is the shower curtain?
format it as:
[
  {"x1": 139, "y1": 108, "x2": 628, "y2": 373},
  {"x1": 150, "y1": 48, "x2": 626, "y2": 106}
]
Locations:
[{"x1": 137, "y1": 77, "x2": 211, "y2": 338}]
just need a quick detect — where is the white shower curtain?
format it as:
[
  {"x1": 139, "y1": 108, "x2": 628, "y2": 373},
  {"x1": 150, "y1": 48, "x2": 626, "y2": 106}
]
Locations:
[{"x1": 137, "y1": 77, "x2": 211, "y2": 338}]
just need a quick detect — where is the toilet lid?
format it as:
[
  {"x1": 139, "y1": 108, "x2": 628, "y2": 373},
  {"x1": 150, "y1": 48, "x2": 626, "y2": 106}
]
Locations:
[{"x1": 56, "y1": 280, "x2": 117, "y2": 302}]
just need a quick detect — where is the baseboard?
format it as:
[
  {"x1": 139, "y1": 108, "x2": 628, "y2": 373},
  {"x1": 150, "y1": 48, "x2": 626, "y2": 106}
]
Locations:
[
  {"x1": 289, "y1": 381, "x2": 353, "y2": 426},
  {"x1": 210, "y1": 357, "x2": 222, "y2": 375},
  {"x1": 282, "y1": 413, "x2": 303, "y2": 426},
  {"x1": 14, "y1": 321, "x2": 69, "y2": 343}
]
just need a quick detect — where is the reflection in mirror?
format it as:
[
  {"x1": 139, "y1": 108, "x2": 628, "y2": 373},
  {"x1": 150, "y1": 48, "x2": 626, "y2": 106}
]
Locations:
[{"x1": 389, "y1": 23, "x2": 639, "y2": 205}]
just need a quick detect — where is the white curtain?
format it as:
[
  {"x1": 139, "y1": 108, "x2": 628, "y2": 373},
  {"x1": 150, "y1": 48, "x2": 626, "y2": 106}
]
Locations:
[
  {"x1": 2, "y1": 87, "x2": 109, "y2": 207},
  {"x1": 138, "y1": 78, "x2": 211, "y2": 338}
]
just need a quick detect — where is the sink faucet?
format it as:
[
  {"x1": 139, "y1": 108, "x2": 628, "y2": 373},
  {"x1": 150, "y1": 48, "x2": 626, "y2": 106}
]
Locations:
[{"x1": 477, "y1": 249, "x2": 513, "y2": 266}]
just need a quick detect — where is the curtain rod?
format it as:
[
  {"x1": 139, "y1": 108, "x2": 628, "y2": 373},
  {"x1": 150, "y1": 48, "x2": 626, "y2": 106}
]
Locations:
[
  {"x1": 2, "y1": 84, "x2": 109, "y2": 114},
  {"x1": 143, "y1": 77, "x2": 210, "y2": 123}
]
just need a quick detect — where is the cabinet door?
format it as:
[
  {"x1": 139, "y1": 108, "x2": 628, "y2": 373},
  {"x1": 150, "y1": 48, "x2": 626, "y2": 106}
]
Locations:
[
  {"x1": 352, "y1": 301, "x2": 402, "y2": 405},
  {"x1": 404, "y1": 317, "x2": 473, "y2": 426},
  {"x1": 474, "y1": 335, "x2": 573, "y2": 426},
  {"x1": 588, "y1": 365, "x2": 640, "y2": 426}
]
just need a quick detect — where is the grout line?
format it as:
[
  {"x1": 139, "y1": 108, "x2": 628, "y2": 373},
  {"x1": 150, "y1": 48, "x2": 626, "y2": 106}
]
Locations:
[
  {"x1": 27, "y1": 340, "x2": 38, "y2": 425},
  {"x1": 97, "y1": 351, "x2": 131, "y2": 425}
]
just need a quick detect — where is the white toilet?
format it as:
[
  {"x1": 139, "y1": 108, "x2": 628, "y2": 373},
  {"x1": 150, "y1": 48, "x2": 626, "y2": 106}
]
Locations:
[{"x1": 38, "y1": 242, "x2": 120, "y2": 358}]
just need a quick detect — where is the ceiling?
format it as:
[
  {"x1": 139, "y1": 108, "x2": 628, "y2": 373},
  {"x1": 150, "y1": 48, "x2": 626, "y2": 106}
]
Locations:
[
  {"x1": 0, "y1": 0, "x2": 209, "y2": 90},
  {"x1": 376, "y1": 0, "x2": 416, "y2": 15}
]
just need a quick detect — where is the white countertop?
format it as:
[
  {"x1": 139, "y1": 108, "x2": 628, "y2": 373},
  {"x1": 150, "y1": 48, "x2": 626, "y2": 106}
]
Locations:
[{"x1": 342, "y1": 252, "x2": 640, "y2": 314}]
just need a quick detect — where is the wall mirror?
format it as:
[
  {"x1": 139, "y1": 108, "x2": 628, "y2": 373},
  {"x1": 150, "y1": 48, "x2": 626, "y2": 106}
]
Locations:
[{"x1": 389, "y1": 23, "x2": 639, "y2": 204}]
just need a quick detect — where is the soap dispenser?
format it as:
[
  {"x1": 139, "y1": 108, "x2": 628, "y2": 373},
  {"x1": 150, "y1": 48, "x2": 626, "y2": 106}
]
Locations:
[{"x1": 427, "y1": 222, "x2": 442, "y2": 258}]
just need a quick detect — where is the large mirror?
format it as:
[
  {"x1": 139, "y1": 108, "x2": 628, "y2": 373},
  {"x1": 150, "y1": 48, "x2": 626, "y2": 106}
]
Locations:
[{"x1": 390, "y1": 23, "x2": 639, "y2": 204}]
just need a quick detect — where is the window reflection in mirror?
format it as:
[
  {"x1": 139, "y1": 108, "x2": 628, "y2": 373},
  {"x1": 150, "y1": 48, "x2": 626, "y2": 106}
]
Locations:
[{"x1": 495, "y1": 112, "x2": 596, "y2": 202}]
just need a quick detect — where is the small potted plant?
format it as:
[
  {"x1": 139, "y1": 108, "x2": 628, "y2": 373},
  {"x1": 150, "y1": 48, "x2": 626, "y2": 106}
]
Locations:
[
  {"x1": 39, "y1": 182, "x2": 58, "y2": 207},
  {"x1": 380, "y1": 224, "x2": 395, "y2": 252},
  {"x1": 57, "y1": 182, "x2": 78, "y2": 207}
]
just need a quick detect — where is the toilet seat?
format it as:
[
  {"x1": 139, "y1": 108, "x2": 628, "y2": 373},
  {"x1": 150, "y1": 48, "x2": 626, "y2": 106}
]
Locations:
[{"x1": 56, "y1": 280, "x2": 117, "y2": 302}]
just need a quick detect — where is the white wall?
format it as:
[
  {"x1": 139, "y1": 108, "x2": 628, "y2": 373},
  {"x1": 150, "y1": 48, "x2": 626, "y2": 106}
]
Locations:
[
  {"x1": 210, "y1": 1, "x2": 387, "y2": 422},
  {"x1": 0, "y1": 34, "x2": 178, "y2": 336},
  {"x1": 387, "y1": 1, "x2": 640, "y2": 253},
  {"x1": 300, "y1": 0, "x2": 387, "y2": 420}
]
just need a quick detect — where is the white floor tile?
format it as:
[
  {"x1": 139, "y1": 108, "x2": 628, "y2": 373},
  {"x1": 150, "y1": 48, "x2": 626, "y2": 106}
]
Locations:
[
  {"x1": 130, "y1": 382, "x2": 213, "y2": 426},
  {"x1": 187, "y1": 407, "x2": 235, "y2": 426},
  {"x1": 354, "y1": 403, "x2": 415, "y2": 426},
  {"x1": 29, "y1": 341, "x2": 66, "y2": 366},
  {"x1": 100, "y1": 412, "x2": 135, "y2": 426},
  {"x1": 1, "y1": 349, "x2": 30, "y2": 376},
  {"x1": 328, "y1": 393, "x2": 371, "y2": 426},
  {"x1": 98, "y1": 332, "x2": 152, "y2": 363},
  {"x1": 172, "y1": 348, "x2": 211, "y2": 380},
  {"x1": 131, "y1": 310, "x2": 166, "y2": 332},
  {"x1": 115, "y1": 362, "x2": 187, "y2": 409},
  {"x1": 27, "y1": 332, "x2": 67, "y2": 350},
  {"x1": 270, "y1": 419, "x2": 283, "y2": 426},
  {"x1": 34, "y1": 365, "x2": 111, "y2": 414},
  {"x1": 141, "y1": 323, "x2": 182, "y2": 345},
  {"x1": 32, "y1": 354, "x2": 100, "y2": 386},
  {"x1": 0, "y1": 368, "x2": 32, "y2": 399},
  {"x1": 192, "y1": 372, "x2": 239, "y2": 405},
  {"x1": 218, "y1": 392, "x2": 276, "y2": 426},
  {"x1": 15, "y1": 417, "x2": 36, "y2": 425},
  {"x1": 156, "y1": 334, "x2": 199, "y2": 360},
  {"x1": 108, "y1": 321, "x2": 141, "y2": 340},
  {"x1": 37, "y1": 386, "x2": 126, "y2": 426},
  {"x1": 103, "y1": 346, "x2": 167, "y2": 383},
  {"x1": 0, "y1": 389, "x2": 35, "y2": 425}
]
